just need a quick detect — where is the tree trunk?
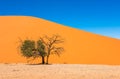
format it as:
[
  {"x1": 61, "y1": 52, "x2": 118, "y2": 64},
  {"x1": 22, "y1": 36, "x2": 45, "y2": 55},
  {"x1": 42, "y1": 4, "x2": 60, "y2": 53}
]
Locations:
[
  {"x1": 46, "y1": 50, "x2": 50, "y2": 64},
  {"x1": 46, "y1": 56, "x2": 49, "y2": 64},
  {"x1": 42, "y1": 56, "x2": 45, "y2": 64}
]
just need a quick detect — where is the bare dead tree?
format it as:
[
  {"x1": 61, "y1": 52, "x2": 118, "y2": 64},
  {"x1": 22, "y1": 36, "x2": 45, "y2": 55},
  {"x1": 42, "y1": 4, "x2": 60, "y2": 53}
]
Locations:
[{"x1": 40, "y1": 34, "x2": 64, "y2": 64}]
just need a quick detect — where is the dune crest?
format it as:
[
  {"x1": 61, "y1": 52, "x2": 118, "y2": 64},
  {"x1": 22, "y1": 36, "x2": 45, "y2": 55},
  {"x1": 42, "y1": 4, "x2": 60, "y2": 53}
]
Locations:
[{"x1": 0, "y1": 16, "x2": 120, "y2": 65}]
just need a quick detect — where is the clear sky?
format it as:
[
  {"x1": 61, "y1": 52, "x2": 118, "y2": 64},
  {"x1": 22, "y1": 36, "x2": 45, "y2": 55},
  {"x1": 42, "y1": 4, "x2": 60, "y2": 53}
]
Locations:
[{"x1": 0, "y1": 0, "x2": 120, "y2": 39}]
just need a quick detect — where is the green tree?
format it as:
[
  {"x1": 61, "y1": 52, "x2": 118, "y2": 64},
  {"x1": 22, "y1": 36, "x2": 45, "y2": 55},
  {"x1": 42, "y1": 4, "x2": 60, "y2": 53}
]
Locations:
[
  {"x1": 20, "y1": 39, "x2": 46, "y2": 64},
  {"x1": 20, "y1": 40, "x2": 35, "y2": 58},
  {"x1": 37, "y1": 40, "x2": 46, "y2": 64}
]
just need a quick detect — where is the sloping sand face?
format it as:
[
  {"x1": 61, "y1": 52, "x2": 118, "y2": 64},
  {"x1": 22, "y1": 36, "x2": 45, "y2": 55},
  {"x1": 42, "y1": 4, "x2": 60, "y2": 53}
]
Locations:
[
  {"x1": 0, "y1": 16, "x2": 120, "y2": 64},
  {"x1": 0, "y1": 64, "x2": 120, "y2": 79}
]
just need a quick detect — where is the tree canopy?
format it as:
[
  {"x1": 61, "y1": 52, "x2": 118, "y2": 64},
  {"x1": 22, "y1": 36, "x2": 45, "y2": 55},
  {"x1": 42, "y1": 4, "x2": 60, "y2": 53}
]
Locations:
[{"x1": 19, "y1": 34, "x2": 64, "y2": 64}]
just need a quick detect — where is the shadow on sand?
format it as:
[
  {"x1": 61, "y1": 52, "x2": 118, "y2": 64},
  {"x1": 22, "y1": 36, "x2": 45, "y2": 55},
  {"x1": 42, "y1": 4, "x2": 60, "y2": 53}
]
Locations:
[{"x1": 26, "y1": 63, "x2": 52, "y2": 65}]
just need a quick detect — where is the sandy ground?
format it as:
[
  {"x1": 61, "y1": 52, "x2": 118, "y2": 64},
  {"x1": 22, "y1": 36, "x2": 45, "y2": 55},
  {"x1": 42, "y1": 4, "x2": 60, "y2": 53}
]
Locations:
[{"x1": 0, "y1": 64, "x2": 120, "y2": 79}]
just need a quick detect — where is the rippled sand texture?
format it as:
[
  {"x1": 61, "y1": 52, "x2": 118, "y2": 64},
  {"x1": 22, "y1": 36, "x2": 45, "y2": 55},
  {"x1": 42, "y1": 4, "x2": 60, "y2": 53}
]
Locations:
[{"x1": 0, "y1": 64, "x2": 120, "y2": 79}]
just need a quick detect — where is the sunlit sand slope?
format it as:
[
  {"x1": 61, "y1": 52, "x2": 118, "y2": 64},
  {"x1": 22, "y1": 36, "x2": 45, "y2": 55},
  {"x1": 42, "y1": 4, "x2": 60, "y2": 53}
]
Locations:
[{"x1": 0, "y1": 16, "x2": 120, "y2": 64}]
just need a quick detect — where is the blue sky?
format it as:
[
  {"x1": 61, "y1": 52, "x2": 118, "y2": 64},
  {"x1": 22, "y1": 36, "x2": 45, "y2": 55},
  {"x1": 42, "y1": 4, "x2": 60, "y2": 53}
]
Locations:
[{"x1": 0, "y1": 0, "x2": 120, "y2": 39}]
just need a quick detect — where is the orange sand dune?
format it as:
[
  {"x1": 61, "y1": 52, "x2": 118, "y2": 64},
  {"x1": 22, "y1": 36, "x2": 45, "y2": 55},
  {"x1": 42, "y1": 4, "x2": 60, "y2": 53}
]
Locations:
[{"x1": 0, "y1": 16, "x2": 120, "y2": 65}]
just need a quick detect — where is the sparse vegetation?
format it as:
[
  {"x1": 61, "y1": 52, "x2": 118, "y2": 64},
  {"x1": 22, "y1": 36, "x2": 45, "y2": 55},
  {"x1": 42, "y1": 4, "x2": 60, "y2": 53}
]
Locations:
[
  {"x1": 40, "y1": 34, "x2": 64, "y2": 64},
  {"x1": 19, "y1": 34, "x2": 64, "y2": 64}
]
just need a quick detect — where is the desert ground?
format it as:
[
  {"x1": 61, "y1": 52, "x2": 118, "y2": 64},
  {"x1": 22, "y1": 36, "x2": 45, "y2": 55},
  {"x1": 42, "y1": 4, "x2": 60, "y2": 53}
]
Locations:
[{"x1": 0, "y1": 64, "x2": 120, "y2": 79}]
